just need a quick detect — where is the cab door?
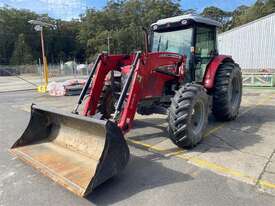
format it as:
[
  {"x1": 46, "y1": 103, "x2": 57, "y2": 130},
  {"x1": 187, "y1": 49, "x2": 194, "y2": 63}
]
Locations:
[{"x1": 194, "y1": 26, "x2": 217, "y2": 82}]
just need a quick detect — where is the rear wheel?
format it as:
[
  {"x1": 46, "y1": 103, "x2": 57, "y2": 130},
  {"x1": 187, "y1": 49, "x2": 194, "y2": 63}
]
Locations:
[
  {"x1": 168, "y1": 84, "x2": 208, "y2": 148},
  {"x1": 212, "y1": 61, "x2": 242, "y2": 121},
  {"x1": 97, "y1": 80, "x2": 121, "y2": 119}
]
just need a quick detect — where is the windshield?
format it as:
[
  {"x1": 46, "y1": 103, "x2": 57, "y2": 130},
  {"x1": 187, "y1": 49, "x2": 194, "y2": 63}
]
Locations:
[{"x1": 151, "y1": 28, "x2": 193, "y2": 57}]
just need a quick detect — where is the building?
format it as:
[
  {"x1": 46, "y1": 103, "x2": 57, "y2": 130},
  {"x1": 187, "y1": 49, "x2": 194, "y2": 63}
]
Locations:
[{"x1": 218, "y1": 13, "x2": 275, "y2": 72}]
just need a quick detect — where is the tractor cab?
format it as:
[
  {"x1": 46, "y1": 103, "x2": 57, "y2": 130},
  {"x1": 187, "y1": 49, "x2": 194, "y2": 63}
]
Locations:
[{"x1": 150, "y1": 14, "x2": 222, "y2": 82}]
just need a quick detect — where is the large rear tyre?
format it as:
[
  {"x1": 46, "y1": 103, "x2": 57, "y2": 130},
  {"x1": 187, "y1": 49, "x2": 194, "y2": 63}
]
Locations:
[
  {"x1": 212, "y1": 61, "x2": 242, "y2": 121},
  {"x1": 97, "y1": 80, "x2": 121, "y2": 119},
  {"x1": 168, "y1": 84, "x2": 208, "y2": 148}
]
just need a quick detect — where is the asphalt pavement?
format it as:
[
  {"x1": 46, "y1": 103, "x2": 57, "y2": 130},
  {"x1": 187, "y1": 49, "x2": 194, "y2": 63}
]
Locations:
[{"x1": 0, "y1": 90, "x2": 275, "y2": 206}]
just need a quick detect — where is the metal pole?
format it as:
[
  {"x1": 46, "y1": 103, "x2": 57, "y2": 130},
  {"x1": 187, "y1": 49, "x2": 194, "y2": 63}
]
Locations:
[
  {"x1": 40, "y1": 28, "x2": 48, "y2": 85},
  {"x1": 38, "y1": 58, "x2": 42, "y2": 84}
]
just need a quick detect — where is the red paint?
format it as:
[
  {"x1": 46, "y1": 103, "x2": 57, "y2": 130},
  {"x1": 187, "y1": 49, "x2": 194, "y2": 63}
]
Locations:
[
  {"x1": 83, "y1": 52, "x2": 186, "y2": 133},
  {"x1": 118, "y1": 52, "x2": 185, "y2": 131},
  {"x1": 83, "y1": 54, "x2": 133, "y2": 116},
  {"x1": 203, "y1": 55, "x2": 232, "y2": 89}
]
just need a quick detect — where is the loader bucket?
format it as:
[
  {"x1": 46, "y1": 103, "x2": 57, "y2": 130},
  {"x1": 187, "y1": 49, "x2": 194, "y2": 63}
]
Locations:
[{"x1": 10, "y1": 104, "x2": 129, "y2": 197}]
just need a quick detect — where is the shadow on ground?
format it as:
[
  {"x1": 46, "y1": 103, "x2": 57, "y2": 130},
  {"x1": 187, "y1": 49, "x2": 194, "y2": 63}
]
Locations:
[
  {"x1": 129, "y1": 117, "x2": 169, "y2": 141},
  {"x1": 204, "y1": 105, "x2": 275, "y2": 153},
  {"x1": 86, "y1": 153, "x2": 193, "y2": 205},
  {"x1": 127, "y1": 105, "x2": 275, "y2": 154}
]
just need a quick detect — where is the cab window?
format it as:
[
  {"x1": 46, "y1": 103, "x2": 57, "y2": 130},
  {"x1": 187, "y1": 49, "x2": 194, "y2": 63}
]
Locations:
[{"x1": 195, "y1": 26, "x2": 216, "y2": 81}]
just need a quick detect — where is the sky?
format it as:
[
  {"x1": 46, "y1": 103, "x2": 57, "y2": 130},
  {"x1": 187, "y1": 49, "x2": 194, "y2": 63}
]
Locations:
[{"x1": 0, "y1": 0, "x2": 256, "y2": 20}]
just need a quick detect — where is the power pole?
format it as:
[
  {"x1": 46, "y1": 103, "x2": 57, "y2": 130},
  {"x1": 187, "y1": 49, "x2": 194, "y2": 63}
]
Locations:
[
  {"x1": 40, "y1": 26, "x2": 48, "y2": 86},
  {"x1": 28, "y1": 20, "x2": 56, "y2": 93}
]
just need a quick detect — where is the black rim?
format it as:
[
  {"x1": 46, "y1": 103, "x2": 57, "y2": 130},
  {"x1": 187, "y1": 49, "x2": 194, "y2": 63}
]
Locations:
[
  {"x1": 191, "y1": 100, "x2": 205, "y2": 135},
  {"x1": 229, "y1": 76, "x2": 241, "y2": 110}
]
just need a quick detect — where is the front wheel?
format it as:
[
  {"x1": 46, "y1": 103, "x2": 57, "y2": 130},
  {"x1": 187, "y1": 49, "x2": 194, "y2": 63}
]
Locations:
[{"x1": 168, "y1": 84, "x2": 209, "y2": 148}]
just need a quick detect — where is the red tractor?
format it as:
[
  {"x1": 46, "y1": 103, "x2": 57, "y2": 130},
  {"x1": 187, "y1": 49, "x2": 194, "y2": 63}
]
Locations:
[{"x1": 10, "y1": 14, "x2": 242, "y2": 196}]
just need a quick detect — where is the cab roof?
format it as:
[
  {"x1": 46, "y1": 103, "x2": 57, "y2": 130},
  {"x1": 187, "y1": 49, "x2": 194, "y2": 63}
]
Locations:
[{"x1": 151, "y1": 14, "x2": 222, "y2": 28}]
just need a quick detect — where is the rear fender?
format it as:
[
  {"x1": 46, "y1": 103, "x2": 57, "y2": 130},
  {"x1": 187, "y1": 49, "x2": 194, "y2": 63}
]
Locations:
[{"x1": 203, "y1": 55, "x2": 234, "y2": 90}]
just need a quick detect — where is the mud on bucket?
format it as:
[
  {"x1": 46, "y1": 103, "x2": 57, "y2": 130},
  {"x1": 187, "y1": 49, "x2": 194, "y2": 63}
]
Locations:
[{"x1": 10, "y1": 104, "x2": 130, "y2": 197}]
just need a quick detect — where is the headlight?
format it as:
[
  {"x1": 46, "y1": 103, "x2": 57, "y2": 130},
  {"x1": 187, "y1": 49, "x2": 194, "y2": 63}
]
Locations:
[
  {"x1": 181, "y1": 20, "x2": 188, "y2": 25},
  {"x1": 153, "y1": 25, "x2": 158, "y2": 30}
]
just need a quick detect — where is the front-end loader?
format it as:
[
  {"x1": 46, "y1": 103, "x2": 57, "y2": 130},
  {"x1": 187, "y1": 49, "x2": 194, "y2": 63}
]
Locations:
[{"x1": 10, "y1": 14, "x2": 242, "y2": 196}]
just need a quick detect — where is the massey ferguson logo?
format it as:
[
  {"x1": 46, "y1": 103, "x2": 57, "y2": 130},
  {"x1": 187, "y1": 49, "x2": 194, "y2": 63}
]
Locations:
[{"x1": 159, "y1": 53, "x2": 182, "y2": 59}]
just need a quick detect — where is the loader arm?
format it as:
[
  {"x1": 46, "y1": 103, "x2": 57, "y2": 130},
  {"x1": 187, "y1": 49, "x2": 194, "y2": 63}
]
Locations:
[
  {"x1": 118, "y1": 52, "x2": 185, "y2": 132},
  {"x1": 82, "y1": 52, "x2": 184, "y2": 133},
  {"x1": 83, "y1": 54, "x2": 132, "y2": 116}
]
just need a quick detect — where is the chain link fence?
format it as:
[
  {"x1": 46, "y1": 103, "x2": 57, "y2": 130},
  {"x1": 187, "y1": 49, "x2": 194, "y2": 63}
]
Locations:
[
  {"x1": 0, "y1": 61, "x2": 90, "y2": 77},
  {"x1": 0, "y1": 62, "x2": 90, "y2": 92},
  {"x1": 1, "y1": 63, "x2": 274, "y2": 92}
]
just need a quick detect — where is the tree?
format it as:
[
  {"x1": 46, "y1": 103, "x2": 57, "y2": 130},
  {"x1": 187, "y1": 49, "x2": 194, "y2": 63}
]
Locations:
[
  {"x1": 78, "y1": 0, "x2": 183, "y2": 60},
  {"x1": 226, "y1": 5, "x2": 249, "y2": 29},
  {"x1": 0, "y1": 6, "x2": 86, "y2": 65},
  {"x1": 245, "y1": 0, "x2": 267, "y2": 21},
  {"x1": 202, "y1": 6, "x2": 231, "y2": 23},
  {"x1": 205, "y1": 0, "x2": 275, "y2": 31},
  {"x1": 264, "y1": 0, "x2": 275, "y2": 13},
  {"x1": 10, "y1": 33, "x2": 33, "y2": 65},
  {"x1": 0, "y1": 7, "x2": 39, "y2": 64},
  {"x1": 1, "y1": 0, "x2": 275, "y2": 65},
  {"x1": 227, "y1": 0, "x2": 275, "y2": 29},
  {"x1": 201, "y1": 6, "x2": 233, "y2": 31}
]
